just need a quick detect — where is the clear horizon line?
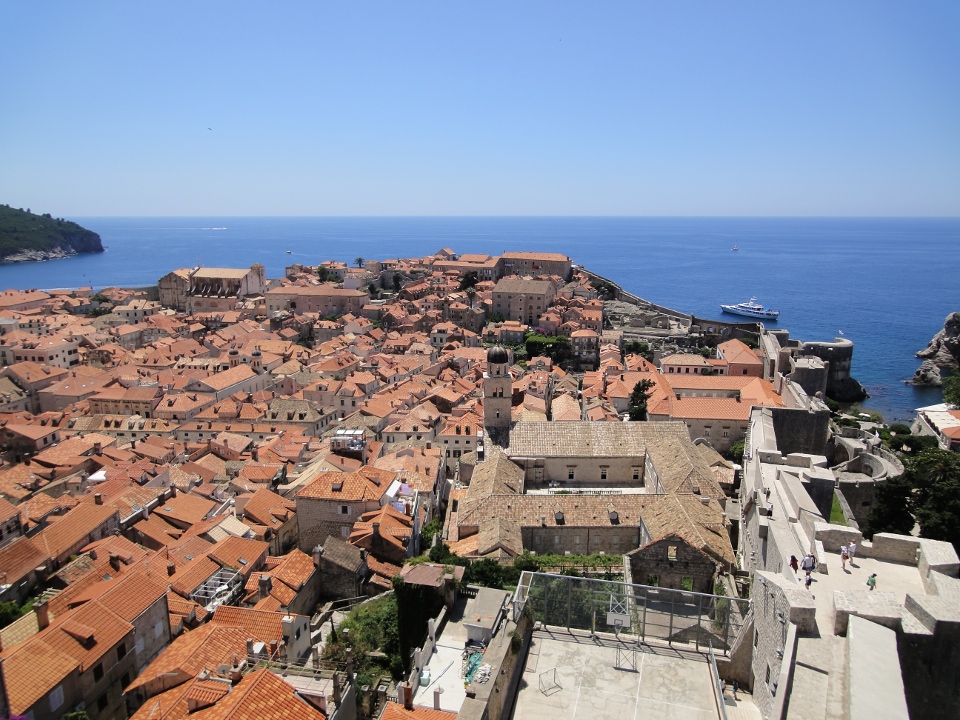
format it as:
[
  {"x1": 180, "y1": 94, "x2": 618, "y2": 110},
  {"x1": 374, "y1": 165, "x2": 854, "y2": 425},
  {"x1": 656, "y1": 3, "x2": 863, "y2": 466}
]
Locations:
[{"x1": 67, "y1": 213, "x2": 960, "y2": 219}]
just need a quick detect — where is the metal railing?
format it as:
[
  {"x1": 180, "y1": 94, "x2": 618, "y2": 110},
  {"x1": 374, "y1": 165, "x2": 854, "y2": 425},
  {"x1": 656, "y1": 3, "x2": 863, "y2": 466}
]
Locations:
[
  {"x1": 513, "y1": 571, "x2": 750, "y2": 655},
  {"x1": 708, "y1": 642, "x2": 730, "y2": 720}
]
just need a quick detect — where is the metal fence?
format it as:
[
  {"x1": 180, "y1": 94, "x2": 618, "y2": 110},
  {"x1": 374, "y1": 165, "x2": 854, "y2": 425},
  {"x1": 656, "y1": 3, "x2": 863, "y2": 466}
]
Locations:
[
  {"x1": 513, "y1": 571, "x2": 750, "y2": 654},
  {"x1": 708, "y1": 642, "x2": 730, "y2": 720}
]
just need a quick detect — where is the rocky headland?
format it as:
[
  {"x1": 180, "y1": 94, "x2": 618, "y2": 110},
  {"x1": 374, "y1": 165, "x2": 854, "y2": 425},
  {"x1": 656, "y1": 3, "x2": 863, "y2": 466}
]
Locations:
[
  {"x1": 909, "y1": 312, "x2": 960, "y2": 386},
  {"x1": 0, "y1": 204, "x2": 104, "y2": 263}
]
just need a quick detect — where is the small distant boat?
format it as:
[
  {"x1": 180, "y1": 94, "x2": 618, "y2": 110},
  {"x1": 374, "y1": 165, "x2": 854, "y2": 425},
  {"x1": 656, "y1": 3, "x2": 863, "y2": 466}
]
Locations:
[
  {"x1": 721, "y1": 297, "x2": 779, "y2": 320},
  {"x1": 286, "y1": 250, "x2": 292, "y2": 254},
  {"x1": 732, "y1": 244, "x2": 739, "y2": 251}
]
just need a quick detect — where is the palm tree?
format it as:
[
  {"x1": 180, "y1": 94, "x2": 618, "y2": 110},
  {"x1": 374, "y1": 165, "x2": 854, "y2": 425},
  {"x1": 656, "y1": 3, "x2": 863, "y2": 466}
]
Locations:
[
  {"x1": 465, "y1": 286, "x2": 477, "y2": 308},
  {"x1": 355, "y1": 257, "x2": 364, "y2": 268}
]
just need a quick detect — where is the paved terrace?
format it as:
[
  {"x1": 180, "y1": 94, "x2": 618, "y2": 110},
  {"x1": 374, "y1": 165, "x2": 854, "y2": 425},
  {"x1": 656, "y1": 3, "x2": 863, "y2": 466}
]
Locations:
[{"x1": 514, "y1": 628, "x2": 761, "y2": 720}]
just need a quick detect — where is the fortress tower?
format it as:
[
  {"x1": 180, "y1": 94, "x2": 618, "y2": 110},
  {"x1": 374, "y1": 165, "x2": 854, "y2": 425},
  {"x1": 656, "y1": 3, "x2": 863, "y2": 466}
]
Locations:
[{"x1": 483, "y1": 345, "x2": 512, "y2": 433}]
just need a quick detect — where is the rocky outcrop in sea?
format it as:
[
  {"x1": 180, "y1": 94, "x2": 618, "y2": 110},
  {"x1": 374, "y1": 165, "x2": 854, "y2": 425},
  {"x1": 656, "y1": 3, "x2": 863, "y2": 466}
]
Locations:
[{"x1": 909, "y1": 312, "x2": 960, "y2": 386}]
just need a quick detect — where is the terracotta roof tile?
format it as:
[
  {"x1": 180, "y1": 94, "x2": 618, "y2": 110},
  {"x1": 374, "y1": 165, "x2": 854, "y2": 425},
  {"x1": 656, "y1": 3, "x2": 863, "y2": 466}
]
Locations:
[
  {"x1": 1, "y1": 638, "x2": 80, "y2": 714},
  {"x1": 30, "y1": 503, "x2": 119, "y2": 561},
  {"x1": 126, "y1": 625, "x2": 248, "y2": 693},
  {"x1": 382, "y1": 701, "x2": 457, "y2": 720},
  {"x1": 188, "y1": 668, "x2": 327, "y2": 720}
]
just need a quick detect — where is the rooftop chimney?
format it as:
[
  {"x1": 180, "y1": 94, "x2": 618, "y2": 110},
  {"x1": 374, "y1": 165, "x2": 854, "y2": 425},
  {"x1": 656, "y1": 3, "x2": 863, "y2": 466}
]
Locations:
[
  {"x1": 258, "y1": 574, "x2": 273, "y2": 599},
  {"x1": 109, "y1": 553, "x2": 121, "y2": 571},
  {"x1": 35, "y1": 600, "x2": 50, "y2": 630},
  {"x1": 167, "y1": 561, "x2": 176, "y2": 576},
  {"x1": 94, "y1": 493, "x2": 103, "y2": 505}
]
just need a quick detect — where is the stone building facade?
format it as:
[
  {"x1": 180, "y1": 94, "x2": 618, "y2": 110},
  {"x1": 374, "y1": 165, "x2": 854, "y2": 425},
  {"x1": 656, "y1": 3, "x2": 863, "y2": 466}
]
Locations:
[
  {"x1": 294, "y1": 467, "x2": 394, "y2": 552},
  {"x1": 625, "y1": 534, "x2": 717, "y2": 594},
  {"x1": 491, "y1": 277, "x2": 557, "y2": 324},
  {"x1": 501, "y1": 251, "x2": 572, "y2": 280}
]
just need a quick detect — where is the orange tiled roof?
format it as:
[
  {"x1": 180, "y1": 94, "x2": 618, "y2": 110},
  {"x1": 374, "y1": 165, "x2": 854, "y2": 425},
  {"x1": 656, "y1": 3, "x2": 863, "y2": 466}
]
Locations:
[
  {"x1": 1, "y1": 637, "x2": 80, "y2": 715},
  {"x1": 209, "y1": 605, "x2": 302, "y2": 644},
  {"x1": 296, "y1": 466, "x2": 394, "y2": 502},
  {"x1": 207, "y1": 536, "x2": 269, "y2": 574},
  {"x1": 125, "y1": 624, "x2": 248, "y2": 694},
  {"x1": 189, "y1": 668, "x2": 327, "y2": 720},
  {"x1": 30, "y1": 502, "x2": 119, "y2": 561},
  {"x1": 382, "y1": 701, "x2": 457, "y2": 720},
  {"x1": 269, "y1": 549, "x2": 315, "y2": 591}
]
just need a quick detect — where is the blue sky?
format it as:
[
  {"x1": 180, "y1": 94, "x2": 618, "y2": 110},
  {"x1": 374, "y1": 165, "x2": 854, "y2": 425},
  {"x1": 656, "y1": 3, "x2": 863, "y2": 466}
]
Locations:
[{"x1": 2, "y1": 2, "x2": 958, "y2": 216}]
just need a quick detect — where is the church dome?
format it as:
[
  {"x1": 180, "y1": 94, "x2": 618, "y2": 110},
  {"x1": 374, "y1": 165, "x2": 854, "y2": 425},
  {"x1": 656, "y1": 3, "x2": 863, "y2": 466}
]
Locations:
[{"x1": 487, "y1": 345, "x2": 509, "y2": 365}]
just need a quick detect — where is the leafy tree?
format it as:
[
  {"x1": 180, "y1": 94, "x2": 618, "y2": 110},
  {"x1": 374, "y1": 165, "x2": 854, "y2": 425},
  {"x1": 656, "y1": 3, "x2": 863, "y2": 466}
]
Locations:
[
  {"x1": 392, "y1": 272, "x2": 403, "y2": 292},
  {"x1": 624, "y1": 341, "x2": 653, "y2": 361},
  {"x1": 62, "y1": 711, "x2": 91, "y2": 720},
  {"x1": 525, "y1": 333, "x2": 570, "y2": 364},
  {"x1": 322, "y1": 594, "x2": 403, "y2": 685},
  {"x1": 909, "y1": 449, "x2": 960, "y2": 552},
  {"x1": 0, "y1": 601, "x2": 23, "y2": 628},
  {"x1": 896, "y1": 434, "x2": 939, "y2": 456},
  {"x1": 729, "y1": 439, "x2": 745, "y2": 464},
  {"x1": 628, "y1": 379, "x2": 655, "y2": 421},
  {"x1": 419, "y1": 517, "x2": 443, "y2": 550},
  {"x1": 488, "y1": 312, "x2": 505, "y2": 324},
  {"x1": 458, "y1": 271, "x2": 479, "y2": 291},
  {"x1": 865, "y1": 449, "x2": 960, "y2": 553},
  {"x1": 354, "y1": 257, "x2": 364, "y2": 268},
  {"x1": 429, "y1": 542, "x2": 454, "y2": 564},
  {"x1": 863, "y1": 475, "x2": 915, "y2": 539},
  {"x1": 943, "y1": 373, "x2": 960, "y2": 407}
]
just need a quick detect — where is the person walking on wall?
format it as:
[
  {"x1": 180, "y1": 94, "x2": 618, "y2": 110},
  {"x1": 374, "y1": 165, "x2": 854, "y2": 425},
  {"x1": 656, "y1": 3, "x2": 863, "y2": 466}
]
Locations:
[
  {"x1": 847, "y1": 540, "x2": 857, "y2": 565},
  {"x1": 805, "y1": 573, "x2": 813, "y2": 590},
  {"x1": 841, "y1": 546, "x2": 849, "y2": 570},
  {"x1": 789, "y1": 555, "x2": 799, "y2": 574},
  {"x1": 867, "y1": 573, "x2": 877, "y2": 591}
]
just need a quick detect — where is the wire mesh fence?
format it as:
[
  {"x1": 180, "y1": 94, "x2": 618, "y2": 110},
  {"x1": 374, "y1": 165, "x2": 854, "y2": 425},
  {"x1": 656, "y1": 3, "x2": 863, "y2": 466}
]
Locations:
[{"x1": 513, "y1": 571, "x2": 750, "y2": 654}]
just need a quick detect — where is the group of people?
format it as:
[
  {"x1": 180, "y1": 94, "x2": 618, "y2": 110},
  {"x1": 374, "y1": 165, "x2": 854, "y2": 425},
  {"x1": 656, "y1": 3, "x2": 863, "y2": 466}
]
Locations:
[
  {"x1": 840, "y1": 541, "x2": 879, "y2": 589},
  {"x1": 789, "y1": 552, "x2": 818, "y2": 589},
  {"x1": 840, "y1": 540, "x2": 857, "y2": 570},
  {"x1": 788, "y1": 543, "x2": 878, "y2": 592}
]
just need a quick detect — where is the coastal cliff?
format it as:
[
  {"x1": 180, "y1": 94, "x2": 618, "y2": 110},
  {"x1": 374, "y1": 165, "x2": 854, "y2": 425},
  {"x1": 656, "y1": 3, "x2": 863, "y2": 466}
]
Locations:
[
  {"x1": 0, "y1": 205, "x2": 104, "y2": 263},
  {"x1": 910, "y1": 312, "x2": 960, "y2": 386}
]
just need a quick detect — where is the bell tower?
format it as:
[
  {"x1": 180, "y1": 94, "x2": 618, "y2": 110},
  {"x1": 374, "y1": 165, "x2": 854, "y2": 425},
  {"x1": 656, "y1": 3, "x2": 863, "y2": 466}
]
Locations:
[{"x1": 483, "y1": 345, "x2": 512, "y2": 430}]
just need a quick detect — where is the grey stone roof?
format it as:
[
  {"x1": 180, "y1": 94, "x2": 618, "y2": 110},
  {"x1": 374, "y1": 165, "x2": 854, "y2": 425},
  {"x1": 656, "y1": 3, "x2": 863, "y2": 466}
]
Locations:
[
  {"x1": 507, "y1": 420, "x2": 688, "y2": 458},
  {"x1": 493, "y1": 277, "x2": 554, "y2": 295},
  {"x1": 321, "y1": 535, "x2": 365, "y2": 571}
]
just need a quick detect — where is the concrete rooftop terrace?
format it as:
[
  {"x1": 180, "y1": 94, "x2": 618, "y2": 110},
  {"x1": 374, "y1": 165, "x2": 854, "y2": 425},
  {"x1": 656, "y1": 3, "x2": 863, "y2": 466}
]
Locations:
[{"x1": 513, "y1": 629, "x2": 761, "y2": 720}]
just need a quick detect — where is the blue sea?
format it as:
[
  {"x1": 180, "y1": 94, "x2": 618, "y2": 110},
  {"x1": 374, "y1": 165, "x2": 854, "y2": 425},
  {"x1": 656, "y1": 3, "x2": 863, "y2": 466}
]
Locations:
[{"x1": 1, "y1": 216, "x2": 957, "y2": 423}]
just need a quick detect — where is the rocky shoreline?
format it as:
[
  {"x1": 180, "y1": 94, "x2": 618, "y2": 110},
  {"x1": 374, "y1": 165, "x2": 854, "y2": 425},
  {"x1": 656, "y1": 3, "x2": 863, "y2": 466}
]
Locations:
[
  {"x1": 909, "y1": 312, "x2": 960, "y2": 386},
  {"x1": 0, "y1": 246, "x2": 79, "y2": 263}
]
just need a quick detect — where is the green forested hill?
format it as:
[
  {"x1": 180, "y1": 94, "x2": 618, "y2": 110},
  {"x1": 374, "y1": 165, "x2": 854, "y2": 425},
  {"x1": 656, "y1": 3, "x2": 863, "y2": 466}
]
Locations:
[{"x1": 0, "y1": 205, "x2": 104, "y2": 260}]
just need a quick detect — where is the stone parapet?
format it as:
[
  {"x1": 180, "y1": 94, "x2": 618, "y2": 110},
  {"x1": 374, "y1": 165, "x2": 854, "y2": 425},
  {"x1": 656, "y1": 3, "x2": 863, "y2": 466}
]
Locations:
[{"x1": 833, "y1": 590, "x2": 902, "y2": 635}]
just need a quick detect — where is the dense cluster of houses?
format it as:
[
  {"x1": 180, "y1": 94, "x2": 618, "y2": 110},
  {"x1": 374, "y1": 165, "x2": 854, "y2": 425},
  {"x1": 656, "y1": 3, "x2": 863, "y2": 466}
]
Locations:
[{"x1": 0, "y1": 248, "x2": 824, "y2": 720}]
